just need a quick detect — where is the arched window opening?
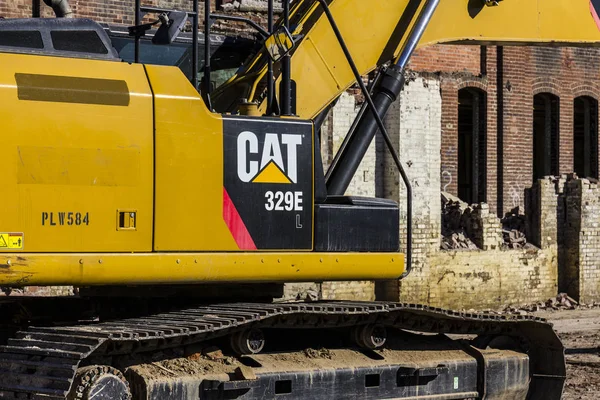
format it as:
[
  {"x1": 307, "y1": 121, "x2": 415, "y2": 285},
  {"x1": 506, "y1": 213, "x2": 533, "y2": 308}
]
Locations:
[
  {"x1": 574, "y1": 96, "x2": 598, "y2": 179},
  {"x1": 533, "y1": 93, "x2": 560, "y2": 180},
  {"x1": 458, "y1": 88, "x2": 487, "y2": 204}
]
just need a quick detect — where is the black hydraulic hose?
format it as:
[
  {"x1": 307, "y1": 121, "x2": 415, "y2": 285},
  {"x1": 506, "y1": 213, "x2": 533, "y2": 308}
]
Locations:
[
  {"x1": 203, "y1": 0, "x2": 213, "y2": 109},
  {"x1": 395, "y1": 0, "x2": 439, "y2": 70},
  {"x1": 267, "y1": 0, "x2": 274, "y2": 114},
  {"x1": 192, "y1": 0, "x2": 199, "y2": 90},
  {"x1": 43, "y1": 0, "x2": 73, "y2": 17},
  {"x1": 324, "y1": 70, "x2": 383, "y2": 182},
  {"x1": 315, "y1": 0, "x2": 439, "y2": 277},
  {"x1": 281, "y1": 0, "x2": 292, "y2": 115},
  {"x1": 134, "y1": 0, "x2": 140, "y2": 63}
]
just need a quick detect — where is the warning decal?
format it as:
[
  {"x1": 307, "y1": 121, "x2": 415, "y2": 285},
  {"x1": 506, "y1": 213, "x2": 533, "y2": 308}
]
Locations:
[
  {"x1": 591, "y1": 0, "x2": 600, "y2": 31},
  {"x1": 0, "y1": 233, "x2": 24, "y2": 250}
]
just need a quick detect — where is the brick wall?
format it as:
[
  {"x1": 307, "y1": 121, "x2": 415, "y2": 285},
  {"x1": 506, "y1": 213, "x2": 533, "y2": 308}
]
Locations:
[
  {"x1": 266, "y1": 21, "x2": 600, "y2": 307},
  {"x1": 525, "y1": 177, "x2": 559, "y2": 249},
  {"x1": 409, "y1": 45, "x2": 482, "y2": 75},
  {"x1": 426, "y1": 247, "x2": 557, "y2": 309},
  {"x1": 462, "y1": 204, "x2": 503, "y2": 251},
  {"x1": 378, "y1": 76, "x2": 442, "y2": 303},
  {"x1": 561, "y1": 177, "x2": 600, "y2": 304},
  {"x1": 321, "y1": 281, "x2": 375, "y2": 302}
]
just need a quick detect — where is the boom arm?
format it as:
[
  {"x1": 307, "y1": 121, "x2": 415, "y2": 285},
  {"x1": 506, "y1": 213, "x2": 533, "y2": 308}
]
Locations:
[{"x1": 212, "y1": 0, "x2": 600, "y2": 120}]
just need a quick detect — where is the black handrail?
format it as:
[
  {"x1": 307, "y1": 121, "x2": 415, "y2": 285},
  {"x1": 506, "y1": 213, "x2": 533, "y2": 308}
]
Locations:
[
  {"x1": 266, "y1": 0, "x2": 275, "y2": 115},
  {"x1": 203, "y1": 0, "x2": 212, "y2": 109},
  {"x1": 191, "y1": 0, "x2": 199, "y2": 90},
  {"x1": 280, "y1": 0, "x2": 292, "y2": 116},
  {"x1": 134, "y1": 0, "x2": 140, "y2": 63}
]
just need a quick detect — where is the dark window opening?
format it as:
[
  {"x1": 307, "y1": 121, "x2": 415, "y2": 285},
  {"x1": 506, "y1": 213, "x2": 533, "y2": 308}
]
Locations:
[
  {"x1": 275, "y1": 380, "x2": 292, "y2": 394},
  {"x1": 365, "y1": 374, "x2": 380, "y2": 388},
  {"x1": 574, "y1": 96, "x2": 598, "y2": 179},
  {"x1": 533, "y1": 93, "x2": 560, "y2": 180},
  {"x1": 458, "y1": 88, "x2": 487, "y2": 204},
  {"x1": 51, "y1": 30, "x2": 108, "y2": 54},
  {"x1": 110, "y1": 36, "x2": 256, "y2": 89},
  {"x1": 0, "y1": 31, "x2": 44, "y2": 49}
]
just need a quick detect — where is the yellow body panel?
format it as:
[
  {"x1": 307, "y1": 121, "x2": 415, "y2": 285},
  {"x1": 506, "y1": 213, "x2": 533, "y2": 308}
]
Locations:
[
  {"x1": 147, "y1": 65, "x2": 238, "y2": 251},
  {"x1": 0, "y1": 253, "x2": 403, "y2": 286},
  {"x1": 0, "y1": 53, "x2": 154, "y2": 252}
]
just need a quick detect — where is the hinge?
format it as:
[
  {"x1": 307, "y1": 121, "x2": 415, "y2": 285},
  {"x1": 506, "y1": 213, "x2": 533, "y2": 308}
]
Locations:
[{"x1": 484, "y1": 0, "x2": 503, "y2": 6}]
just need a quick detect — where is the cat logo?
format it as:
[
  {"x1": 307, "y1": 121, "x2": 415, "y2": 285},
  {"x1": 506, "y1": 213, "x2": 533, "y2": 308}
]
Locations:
[{"x1": 237, "y1": 131, "x2": 302, "y2": 184}]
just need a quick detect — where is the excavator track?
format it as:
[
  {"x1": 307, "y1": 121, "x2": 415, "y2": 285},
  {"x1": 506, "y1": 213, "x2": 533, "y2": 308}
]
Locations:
[{"x1": 0, "y1": 301, "x2": 565, "y2": 400}]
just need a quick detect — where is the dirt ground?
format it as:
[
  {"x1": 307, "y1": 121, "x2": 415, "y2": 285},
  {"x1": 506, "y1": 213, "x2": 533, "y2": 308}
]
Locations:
[{"x1": 534, "y1": 308, "x2": 600, "y2": 399}]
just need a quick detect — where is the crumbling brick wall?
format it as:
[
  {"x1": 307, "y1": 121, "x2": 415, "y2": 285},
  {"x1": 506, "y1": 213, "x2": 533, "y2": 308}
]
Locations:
[
  {"x1": 380, "y1": 75, "x2": 559, "y2": 310},
  {"x1": 321, "y1": 281, "x2": 375, "y2": 301},
  {"x1": 440, "y1": 197, "x2": 502, "y2": 251},
  {"x1": 426, "y1": 247, "x2": 557, "y2": 309},
  {"x1": 561, "y1": 177, "x2": 600, "y2": 304},
  {"x1": 462, "y1": 204, "x2": 503, "y2": 251},
  {"x1": 377, "y1": 76, "x2": 442, "y2": 303},
  {"x1": 526, "y1": 177, "x2": 559, "y2": 249}
]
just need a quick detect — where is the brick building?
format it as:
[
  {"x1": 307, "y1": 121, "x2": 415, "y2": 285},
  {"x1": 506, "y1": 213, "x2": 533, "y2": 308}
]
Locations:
[{"x1": 410, "y1": 45, "x2": 600, "y2": 217}]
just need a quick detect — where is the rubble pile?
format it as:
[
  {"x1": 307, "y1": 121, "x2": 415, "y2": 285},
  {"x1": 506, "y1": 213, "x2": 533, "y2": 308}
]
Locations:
[
  {"x1": 441, "y1": 232, "x2": 479, "y2": 250},
  {"x1": 503, "y1": 293, "x2": 600, "y2": 314},
  {"x1": 459, "y1": 294, "x2": 600, "y2": 317},
  {"x1": 501, "y1": 208, "x2": 528, "y2": 249},
  {"x1": 441, "y1": 195, "x2": 478, "y2": 250},
  {"x1": 220, "y1": 0, "x2": 282, "y2": 12}
]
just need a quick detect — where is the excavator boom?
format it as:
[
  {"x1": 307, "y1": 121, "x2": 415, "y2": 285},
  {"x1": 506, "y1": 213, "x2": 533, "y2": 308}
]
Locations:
[{"x1": 213, "y1": 0, "x2": 600, "y2": 120}]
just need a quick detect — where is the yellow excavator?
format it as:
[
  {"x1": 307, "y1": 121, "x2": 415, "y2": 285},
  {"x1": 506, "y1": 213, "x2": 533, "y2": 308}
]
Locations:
[{"x1": 0, "y1": 0, "x2": 598, "y2": 398}]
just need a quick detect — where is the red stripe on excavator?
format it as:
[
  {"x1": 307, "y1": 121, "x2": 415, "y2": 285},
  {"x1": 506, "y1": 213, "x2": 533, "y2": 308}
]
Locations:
[
  {"x1": 591, "y1": 0, "x2": 600, "y2": 31},
  {"x1": 223, "y1": 188, "x2": 257, "y2": 250}
]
